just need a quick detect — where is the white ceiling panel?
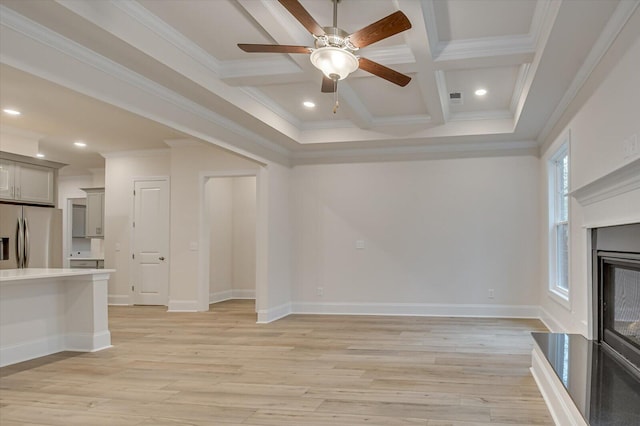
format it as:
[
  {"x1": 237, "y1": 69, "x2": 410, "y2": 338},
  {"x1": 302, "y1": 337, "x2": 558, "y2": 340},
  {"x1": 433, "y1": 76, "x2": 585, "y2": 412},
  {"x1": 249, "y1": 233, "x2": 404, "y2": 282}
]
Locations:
[
  {"x1": 348, "y1": 75, "x2": 428, "y2": 118},
  {"x1": 256, "y1": 79, "x2": 354, "y2": 122},
  {"x1": 434, "y1": 0, "x2": 537, "y2": 41},
  {"x1": 445, "y1": 66, "x2": 520, "y2": 113}
]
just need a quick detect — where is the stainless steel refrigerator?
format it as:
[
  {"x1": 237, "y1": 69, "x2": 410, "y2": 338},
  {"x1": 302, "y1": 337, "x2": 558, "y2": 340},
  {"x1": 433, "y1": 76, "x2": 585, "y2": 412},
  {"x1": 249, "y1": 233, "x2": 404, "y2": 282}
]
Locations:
[{"x1": 0, "y1": 203, "x2": 62, "y2": 269}]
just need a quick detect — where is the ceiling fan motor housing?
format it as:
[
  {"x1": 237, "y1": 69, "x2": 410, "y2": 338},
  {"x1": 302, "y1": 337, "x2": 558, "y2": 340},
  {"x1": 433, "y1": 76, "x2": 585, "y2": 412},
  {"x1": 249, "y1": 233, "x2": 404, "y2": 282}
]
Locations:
[{"x1": 311, "y1": 27, "x2": 359, "y2": 81}]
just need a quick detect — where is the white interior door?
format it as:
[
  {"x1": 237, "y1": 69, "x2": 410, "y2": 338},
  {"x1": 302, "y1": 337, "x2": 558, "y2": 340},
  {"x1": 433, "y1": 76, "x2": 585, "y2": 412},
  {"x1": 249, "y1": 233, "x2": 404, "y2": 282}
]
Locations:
[{"x1": 133, "y1": 179, "x2": 169, "y2": 305}]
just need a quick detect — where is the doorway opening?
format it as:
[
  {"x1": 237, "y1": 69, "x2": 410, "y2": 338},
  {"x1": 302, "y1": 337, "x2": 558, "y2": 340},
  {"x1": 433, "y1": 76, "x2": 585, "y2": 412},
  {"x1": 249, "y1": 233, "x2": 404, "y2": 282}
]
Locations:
[
  {"x1": 199, "y1": 170, "x2": 262, "y2": 316},
  {"x1": 205, "y1": 175, "x2": 257, "y2": 311}
]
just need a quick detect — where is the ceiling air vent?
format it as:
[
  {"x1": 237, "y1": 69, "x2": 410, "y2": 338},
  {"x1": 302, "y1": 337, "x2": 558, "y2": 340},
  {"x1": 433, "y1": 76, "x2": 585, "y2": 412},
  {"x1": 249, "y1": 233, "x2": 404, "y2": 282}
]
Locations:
[{"x1": 449, "y1": 92, "x2": 463, "y2": 105}]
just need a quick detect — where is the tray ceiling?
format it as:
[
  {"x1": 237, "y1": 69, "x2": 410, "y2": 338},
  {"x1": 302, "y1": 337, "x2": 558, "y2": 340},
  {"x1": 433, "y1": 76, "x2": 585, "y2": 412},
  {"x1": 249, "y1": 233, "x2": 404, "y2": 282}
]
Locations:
[{"x1": 0, "y1": 0, "x2": 635, "y2": 167}]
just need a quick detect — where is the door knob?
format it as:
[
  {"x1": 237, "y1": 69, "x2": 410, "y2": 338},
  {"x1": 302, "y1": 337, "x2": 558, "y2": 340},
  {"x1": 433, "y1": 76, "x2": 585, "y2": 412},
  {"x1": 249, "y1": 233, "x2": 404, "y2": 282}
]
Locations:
[{"x1": 159, "y1": 256, "x2": 165, "y2": 261}]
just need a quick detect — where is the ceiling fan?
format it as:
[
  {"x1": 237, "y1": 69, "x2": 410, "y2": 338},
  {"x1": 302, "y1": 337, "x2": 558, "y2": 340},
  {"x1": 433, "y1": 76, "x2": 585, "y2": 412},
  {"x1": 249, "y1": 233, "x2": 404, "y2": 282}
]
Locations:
[{"x1": 238, "y1": 0, "x2": 412, "y2": 95}]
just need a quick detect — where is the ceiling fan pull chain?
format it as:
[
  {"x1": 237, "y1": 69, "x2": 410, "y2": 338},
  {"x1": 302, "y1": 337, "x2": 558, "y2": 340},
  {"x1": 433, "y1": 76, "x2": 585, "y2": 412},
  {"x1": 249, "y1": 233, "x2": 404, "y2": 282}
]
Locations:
[{"x1": 333, "y1": 81, "x2": 340, "y2": 114}]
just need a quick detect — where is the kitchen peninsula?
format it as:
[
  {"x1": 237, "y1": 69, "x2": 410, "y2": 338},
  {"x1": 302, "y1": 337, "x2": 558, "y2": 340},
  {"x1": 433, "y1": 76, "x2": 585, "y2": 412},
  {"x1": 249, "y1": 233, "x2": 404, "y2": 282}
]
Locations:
[{"x1": 0, "y1": 268, "x2": 113, "y2": 367}]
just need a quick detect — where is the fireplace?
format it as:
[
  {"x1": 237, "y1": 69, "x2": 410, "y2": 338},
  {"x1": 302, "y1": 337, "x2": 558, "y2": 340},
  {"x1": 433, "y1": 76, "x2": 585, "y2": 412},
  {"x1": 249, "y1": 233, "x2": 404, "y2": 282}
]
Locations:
[{"x1": 592, "y1": 223, "x2": 640, "y2": 375}]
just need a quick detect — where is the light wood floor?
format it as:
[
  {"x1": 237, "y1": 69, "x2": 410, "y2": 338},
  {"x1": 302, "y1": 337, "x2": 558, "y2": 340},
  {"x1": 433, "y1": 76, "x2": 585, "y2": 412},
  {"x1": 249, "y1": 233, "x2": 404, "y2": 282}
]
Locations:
[{"x1": 0, "y1": 300, "x2": 553, "y2": 425}]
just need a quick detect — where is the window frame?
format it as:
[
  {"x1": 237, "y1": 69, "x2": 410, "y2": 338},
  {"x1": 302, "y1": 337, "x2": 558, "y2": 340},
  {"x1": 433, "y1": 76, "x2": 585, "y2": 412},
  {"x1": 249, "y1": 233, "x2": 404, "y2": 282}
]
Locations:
[{"x1": 548, "y1": 138, "x2": 571, "y2": 305}]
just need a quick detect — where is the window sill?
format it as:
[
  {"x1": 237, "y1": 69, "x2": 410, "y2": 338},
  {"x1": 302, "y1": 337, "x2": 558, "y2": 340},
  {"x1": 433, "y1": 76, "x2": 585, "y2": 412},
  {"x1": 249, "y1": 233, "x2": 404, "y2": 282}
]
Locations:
[{"x1": 548, "y1": 288, "x2": 571, "y2": 310}]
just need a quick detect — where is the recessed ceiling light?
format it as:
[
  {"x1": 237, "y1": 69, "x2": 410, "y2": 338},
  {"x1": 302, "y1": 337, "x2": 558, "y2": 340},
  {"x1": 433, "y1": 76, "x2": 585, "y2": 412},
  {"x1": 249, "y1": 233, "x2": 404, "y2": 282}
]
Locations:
[
  {"x1": 74, "y1": 141, "x2": 87, "y2": 147},
  {"x1": 475, "y1": 89, "x2": 487, "y2": 96},
  {"x1": 36, "y1": 153, "x2": 45, "y2": 158},
  {"x1": 2, "y1": 108, "x2": 21, "y2": 116},
  {"x1": 303, "y1": 101, "x2": 316, "y2": 108}
]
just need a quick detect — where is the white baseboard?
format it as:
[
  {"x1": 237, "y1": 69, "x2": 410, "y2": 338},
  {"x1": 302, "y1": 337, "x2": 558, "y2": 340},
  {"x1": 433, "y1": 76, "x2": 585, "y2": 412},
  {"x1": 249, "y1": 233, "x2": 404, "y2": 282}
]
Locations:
[
  {"x1": 168, "y1": 299, "x2": 199, "y2": 312},
  {"x1": 108, "y1": 294, "x2": 131, "y2": 306},
  {"x1": 232, "y1": 289, "x2": 256, "y2": 299},
  {"x1": 66, "y1": 331, "x2": 112, "y2": 352},
  {"x1": 530, "y1": 346, "x2": 587, "y2": 426},
  {"x1": 210, "y1": 289, "x2": 256, "y2": 304},
  {"x1": 210, "y1": 290, "x2": 233, "y2": 304},
  {"x1": 0, "y1": 335, "x2": 66, "y2": 367},
  {"x1": 257, "y1": 302, "x2": 291, "y2": 323},
  {"x1": 0, "y1": 332, "x2": 111, "y2": 367},
  {"x1": 292, "y1": 302, "x2": 540, "y2": 318},
  {"x1": 539, "y1": 306, "x2": 564, "y2": 332}
]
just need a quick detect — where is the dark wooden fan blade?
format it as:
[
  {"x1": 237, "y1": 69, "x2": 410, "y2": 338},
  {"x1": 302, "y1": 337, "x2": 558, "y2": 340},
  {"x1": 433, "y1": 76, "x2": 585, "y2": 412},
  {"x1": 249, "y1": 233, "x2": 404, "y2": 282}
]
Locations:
[
  {"x1": 321, "y1": 76, "x2": 337, "y2": 93},
  {"x1": 358, "y1": 57, "x2": 411, "y2": 87},
  {"x1": 237, "y1": 44, "x2": 312, "y2": 54},
  {"x1": 278, "y1": 0, "x2": 325, "y2": 36},
  {"x1": 348, "y1": 11, "x2": 411, "y2": 48}
]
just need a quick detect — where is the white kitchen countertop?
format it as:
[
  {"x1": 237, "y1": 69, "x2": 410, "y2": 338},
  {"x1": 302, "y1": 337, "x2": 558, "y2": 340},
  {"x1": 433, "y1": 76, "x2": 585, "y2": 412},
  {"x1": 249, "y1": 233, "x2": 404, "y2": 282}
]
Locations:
[{"x1": 0, "y1": 268, "x2": 114, "y2": 282}]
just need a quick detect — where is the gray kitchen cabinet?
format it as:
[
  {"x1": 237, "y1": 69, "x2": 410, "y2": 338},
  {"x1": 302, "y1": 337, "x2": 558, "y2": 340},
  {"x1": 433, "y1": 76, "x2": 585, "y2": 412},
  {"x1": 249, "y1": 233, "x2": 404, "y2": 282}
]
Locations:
[
  {"x1": 0, "y1": 159, "x2": 15, "y2": 200},
  {"x1": 82, "y1": 188, "x2": 105, "y2": 238},
  {"x1": 0, "y1": 153, "x2": 64, "y2": 206},
  {"x1": 71, "y1": 203, "x2": 86, "y2": 238}
]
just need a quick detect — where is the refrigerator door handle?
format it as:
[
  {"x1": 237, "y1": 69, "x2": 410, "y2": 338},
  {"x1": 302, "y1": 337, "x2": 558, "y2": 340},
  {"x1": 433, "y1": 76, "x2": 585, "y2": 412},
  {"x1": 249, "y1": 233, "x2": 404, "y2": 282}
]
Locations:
[
  {"x1": 23, "y1": 217, "x2": 29, "y2": 268},
  {"x1": 16, "y1": 217, "x2": 24, "y2": 268}
]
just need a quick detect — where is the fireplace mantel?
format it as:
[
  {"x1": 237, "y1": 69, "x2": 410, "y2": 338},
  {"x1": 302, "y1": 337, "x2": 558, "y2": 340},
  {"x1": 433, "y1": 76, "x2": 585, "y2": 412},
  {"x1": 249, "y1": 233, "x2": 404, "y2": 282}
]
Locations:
[{"x1": 571, "y1": 157, "x2": 640, "y2": 206}]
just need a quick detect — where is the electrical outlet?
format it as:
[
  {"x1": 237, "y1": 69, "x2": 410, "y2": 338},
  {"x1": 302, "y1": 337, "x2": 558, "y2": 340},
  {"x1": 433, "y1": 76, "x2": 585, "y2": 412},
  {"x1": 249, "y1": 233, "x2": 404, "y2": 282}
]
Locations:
[
  {"x1": 317, "y1": 287, "x2": 323, "y2": 296},
  {"x1": 488, "y1": 289, "x2": 495, "y2": 299},
  {"x1": 355, "y1": 240, "x2": 365, "y2": 249}
]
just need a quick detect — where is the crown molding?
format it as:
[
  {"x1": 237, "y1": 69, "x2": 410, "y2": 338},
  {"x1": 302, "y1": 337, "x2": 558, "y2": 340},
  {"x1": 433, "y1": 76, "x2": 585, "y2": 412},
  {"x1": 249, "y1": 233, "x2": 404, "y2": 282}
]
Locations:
[
  {"x1": 299, "y1": 119, "x2": 356, "y2": 131},
  {"x1": 434, "y1": 34, "x2": 536, "y2": 63},
  {"x1": 292, "y1": 140, "x2": 539, "y2": 165},
  {"x1": 434, "y1": 70, "x2": 450, "y2": 122},
  {"x1": 449, "y1": 110, "x2": 513, "y2": 122},
  {"x1": 362, "y1": 45, "x2": 416, "y2": 66},
  {"x1": 100, "y1": 149, "x2": 170, "y2": 159},
  {"x1": 420, "y1": 0, "x2": 440, "y2": 55},
  {"x1": 163, "y1": 139, "x2": 202, "y2": 148},
  {"x1": 510, "y1": 63, "x2": 531, "y2": 114},
  {"x1": 537, "y1": 0, "x2": 640, "y2": 145},
  {"x1": 529, "y1": 0, "x2": 552, "y2": 46}
]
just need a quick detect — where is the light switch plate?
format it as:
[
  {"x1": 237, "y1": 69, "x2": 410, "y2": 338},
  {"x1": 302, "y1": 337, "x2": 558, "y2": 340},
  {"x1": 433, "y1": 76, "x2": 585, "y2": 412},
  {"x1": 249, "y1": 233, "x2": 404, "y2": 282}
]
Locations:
[{"x1": 355, "y1": 240, "x2": 365, "y2": 249}]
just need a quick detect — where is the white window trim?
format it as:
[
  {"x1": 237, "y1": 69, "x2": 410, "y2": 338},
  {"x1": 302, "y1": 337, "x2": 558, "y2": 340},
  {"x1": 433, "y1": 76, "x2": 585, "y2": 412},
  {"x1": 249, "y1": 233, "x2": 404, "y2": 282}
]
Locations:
[{"x1": 548, "y1": 134, "x2": 571, "y2": 308}]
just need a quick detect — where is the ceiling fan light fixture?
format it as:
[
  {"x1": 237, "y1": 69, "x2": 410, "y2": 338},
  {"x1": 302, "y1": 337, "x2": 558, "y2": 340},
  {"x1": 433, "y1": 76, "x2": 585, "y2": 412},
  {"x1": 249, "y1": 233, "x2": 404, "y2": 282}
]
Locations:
[{"x1": 310, "y1": 47, "x2": 358, "y2": 81}]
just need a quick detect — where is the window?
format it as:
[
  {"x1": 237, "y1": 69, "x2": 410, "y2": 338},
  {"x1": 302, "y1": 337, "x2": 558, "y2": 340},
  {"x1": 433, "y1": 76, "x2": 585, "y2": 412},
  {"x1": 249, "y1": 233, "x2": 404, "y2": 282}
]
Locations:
[{"x1": 549, "y1": 142, "x2": 569, "y2": 300}]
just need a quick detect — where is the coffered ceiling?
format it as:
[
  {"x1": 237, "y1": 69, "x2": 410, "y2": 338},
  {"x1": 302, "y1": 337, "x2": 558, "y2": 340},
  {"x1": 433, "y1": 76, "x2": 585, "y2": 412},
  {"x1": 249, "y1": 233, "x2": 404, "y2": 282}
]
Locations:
[{"x1": 0, "y1": 0, "x2": 637, "y2": 168}]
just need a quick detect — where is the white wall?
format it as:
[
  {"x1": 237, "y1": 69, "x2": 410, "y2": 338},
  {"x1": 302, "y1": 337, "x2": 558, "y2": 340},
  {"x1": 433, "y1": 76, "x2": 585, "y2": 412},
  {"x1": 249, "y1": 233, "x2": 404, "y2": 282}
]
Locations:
[
  {"x1": 257, "y1": 163, "x2": 293, "y2": 322},
  {"x1": 208, "y1": 178, "x2": 233, "y2": 298},
  {"x1": 168, "y1": 142, "x2": 260, "y2": 310},
  {"x1": 104, "y1": 150, "x2": 171, "y2": 303},
  {"x1": 207, "y1": 176, "x2": 257, "y2": 302},
  {"x1": 539, "y1": 10, "x2": 640, "y2": 334},
  {"x1": 291, "y1": 156, "x2": 540, "y2": 316},
  {"x1": 232, "y1": 176, "x2": 256, "y2": 293}
]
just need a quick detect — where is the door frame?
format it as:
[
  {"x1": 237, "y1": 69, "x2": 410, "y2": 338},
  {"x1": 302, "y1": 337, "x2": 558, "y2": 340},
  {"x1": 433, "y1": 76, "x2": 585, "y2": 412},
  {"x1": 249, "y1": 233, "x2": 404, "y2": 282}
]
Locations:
[
  {"x1": 130, "y1": 176, "x2": 170, "y2": 305},
  {"x1": 198, "y1": 169, "x2": 265, "y2": 313},
  {"x1": 65, "y1": 197, "x2": 86, "y2": 268}
]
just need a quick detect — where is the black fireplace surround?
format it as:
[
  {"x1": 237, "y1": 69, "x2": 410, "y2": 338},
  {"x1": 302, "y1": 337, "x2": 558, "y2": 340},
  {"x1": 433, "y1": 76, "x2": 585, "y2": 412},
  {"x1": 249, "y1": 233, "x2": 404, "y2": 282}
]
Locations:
[
  {"x1": 592, "y1": 222, "x2": 640, "y2": 375},
  {"x1": 532, "y1": 223, "x2": 640, "y2": 426}
]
